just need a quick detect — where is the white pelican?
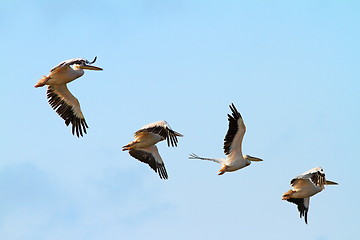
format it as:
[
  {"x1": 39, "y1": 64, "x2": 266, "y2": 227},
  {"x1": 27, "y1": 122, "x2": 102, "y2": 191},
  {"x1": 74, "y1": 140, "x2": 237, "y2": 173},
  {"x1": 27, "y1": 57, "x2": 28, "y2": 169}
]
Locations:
[
  {"x1": 282, "y1": 167, "x2": 338, "y2": 224},
  {"x1": 189, "y1": 103, "x2": 263, "y2": 175},
  {"x1": 122, "y1": 121, "x2": 183, "y2": 179},
  {"x1": 35, "y1": 57, "x2": 103, "y2": 137}
]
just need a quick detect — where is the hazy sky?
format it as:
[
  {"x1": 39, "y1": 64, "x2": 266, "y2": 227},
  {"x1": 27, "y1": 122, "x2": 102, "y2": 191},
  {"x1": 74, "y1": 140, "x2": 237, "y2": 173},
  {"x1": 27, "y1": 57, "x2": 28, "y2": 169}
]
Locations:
[{"x1": 1, "y1": 1, "x2": 359, "y2": 239}]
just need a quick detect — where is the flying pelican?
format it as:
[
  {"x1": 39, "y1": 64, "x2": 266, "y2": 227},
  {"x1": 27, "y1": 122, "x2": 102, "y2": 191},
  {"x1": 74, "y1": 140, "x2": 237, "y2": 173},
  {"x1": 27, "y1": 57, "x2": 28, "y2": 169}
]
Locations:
[
  {"x1": 282, "y1": 167, "x2": 338, "y2": 224},
  {"x1": 189, "y1": 103, "x2": 263, "y2": 175},
  {"x1": 122, "y1": 121, "x2": 183, "y2": 179},
  {"x1": 35, "y1": 57, "x2": 103, "y2": 137}
]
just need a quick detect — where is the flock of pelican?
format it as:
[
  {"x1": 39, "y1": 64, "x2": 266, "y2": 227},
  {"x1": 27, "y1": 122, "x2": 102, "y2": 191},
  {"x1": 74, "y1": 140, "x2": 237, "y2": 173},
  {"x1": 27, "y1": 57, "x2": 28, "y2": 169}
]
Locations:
[{"x1": 35, "y1": 57, "x2": 338, "y2": 224}]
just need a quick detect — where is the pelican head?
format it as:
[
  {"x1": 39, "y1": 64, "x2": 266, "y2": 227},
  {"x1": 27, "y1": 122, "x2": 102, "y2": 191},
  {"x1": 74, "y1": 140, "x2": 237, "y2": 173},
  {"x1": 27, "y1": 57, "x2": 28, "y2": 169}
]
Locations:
[
  {"x1": 243, "y1": 155, "x2": 263, "y2": 162},
  {"x1": 77, "y1": 57, "x2": 103, "y2": 71}
]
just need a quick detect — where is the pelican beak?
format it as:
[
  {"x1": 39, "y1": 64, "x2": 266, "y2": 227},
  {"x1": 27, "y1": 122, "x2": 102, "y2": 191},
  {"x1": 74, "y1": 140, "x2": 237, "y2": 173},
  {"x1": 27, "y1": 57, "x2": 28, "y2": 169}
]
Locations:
[
  {"x1": 244, "y1": 155, "x2": 263, "y2": 162},
  {"x1": 325, "y1": 180, "x2": 338, "y2": 185},
  {"x1": 80, "y1": 65, "x2": 103, "y2": 71}
]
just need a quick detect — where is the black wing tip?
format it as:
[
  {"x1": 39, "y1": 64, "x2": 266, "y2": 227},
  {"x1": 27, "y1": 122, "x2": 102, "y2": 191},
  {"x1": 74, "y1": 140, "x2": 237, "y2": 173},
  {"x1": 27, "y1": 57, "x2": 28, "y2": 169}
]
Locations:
[
  {"x1": 158, "y1": 164, "x2": 169, "y2": 180},
  {"x1": 47, "y1": 87, "x2": 88, "y2": 137},
  {"x1": 301, "y1": 209, "x2": 308, "y2": 224},
  {"x1": 223, "y1": 104, "x2": 242, "y2": 155},
  {"x1": 128, "y1": 149, "x2": 168, "y2": 180},
  {"x1": 229, "y1": 103, "x2": 242, "y2": 119},
  {"x1": 71, "y1": 122, "x2": 88, "y2": 137},
  {"x1": 286, "y1": 198, "x2": 309, "y2": 224},
  {"x1": 189, "y1": 153, "x2": 197, "y2": 159},
  {"x1": 139, "y1": 125, "x2": 182, "y2": 148},
  {"x1": 166, "y1": 128, "x2": 182, "y2": 148},
  {"x1": 70, "y1": 118, "x2": 88, "y2": 137}
]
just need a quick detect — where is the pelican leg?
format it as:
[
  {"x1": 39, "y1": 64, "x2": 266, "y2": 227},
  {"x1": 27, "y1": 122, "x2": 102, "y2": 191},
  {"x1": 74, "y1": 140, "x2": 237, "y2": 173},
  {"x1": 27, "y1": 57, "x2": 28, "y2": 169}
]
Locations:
[
  {"x1": 122, "y1": 140, "x2": 139, "y2": 151},
  {"x1": 282, "y1": 190, "x2": 296, "y2": 200},
  {"x1": 34, "y1": 76, "x2": 51, "y2": 88},
  {"x1": 218, "y1": 165, "x2": 228, "y2": 175}
]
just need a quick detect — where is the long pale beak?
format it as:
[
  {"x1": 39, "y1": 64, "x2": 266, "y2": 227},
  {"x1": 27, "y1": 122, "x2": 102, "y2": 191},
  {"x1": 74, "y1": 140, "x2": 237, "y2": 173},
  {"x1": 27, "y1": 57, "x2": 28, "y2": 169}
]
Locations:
[
  {"x1": 244, "y1": 155, "x2": 263, "y2": 162},
  {"x1": 326, "y1": 180, "x2": 338, "y2": 185},
  {"x1": 80, "y1": 65, "x2": 103, "y2": 71}
]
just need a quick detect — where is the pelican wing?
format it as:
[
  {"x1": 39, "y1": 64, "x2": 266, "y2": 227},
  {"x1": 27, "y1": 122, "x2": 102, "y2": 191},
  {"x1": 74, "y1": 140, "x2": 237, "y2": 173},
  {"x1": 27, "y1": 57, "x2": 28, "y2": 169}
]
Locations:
[
  {"x1": 129, "y1": 145, "x2": 168, "y2": 179},
  {"x1": 50, "y1": 58, "x2": 91, "y2": 72},
  {"x1": 290, "y1": 178, "x2": 316, "y2": 190},
  {"x1": 223, "y1": 103, "x2": 246, "y2": 156},
  {"x1": 292, "y1": 167, "x2": 326, "y2": 188},
  {"x1": 287, "y1": 197, "x2": 310, "y2": 224},
  {"x1": 189, "y1": 153, "x2": 223, "y2": 164},
  {"x1": 47, "y1": 85, "x2": 88, "y2": 137},
  {"x1": 135, "y1": 121, "x2": 183, "y2": 147}
]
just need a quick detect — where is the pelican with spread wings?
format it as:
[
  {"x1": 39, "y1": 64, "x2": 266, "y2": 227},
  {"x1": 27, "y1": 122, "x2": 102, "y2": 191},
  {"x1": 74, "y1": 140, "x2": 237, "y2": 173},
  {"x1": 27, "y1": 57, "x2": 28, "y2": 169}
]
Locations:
[
  {"x1": 122, "y1": 121, "x2": 183, "y2": 179},
  {"x1": 282, "y1": 167, "x2": 338, "y2": 224},
  {"x1": 35, "y1": 57, "x2": 103, "y2": 137},
  {"x1": 189, "y1": 103, "x2": 263, "y2": 175}
]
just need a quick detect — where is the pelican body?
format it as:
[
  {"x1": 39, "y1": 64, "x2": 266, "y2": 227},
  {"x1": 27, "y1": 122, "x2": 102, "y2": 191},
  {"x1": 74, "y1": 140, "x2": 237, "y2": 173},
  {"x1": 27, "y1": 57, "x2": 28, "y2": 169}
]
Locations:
[
  {"x1": 123, "y1": 121, "x2": 183, "y2": 179},
  {"x1": 282, "y1": 167, "x2": 338, "y2": 224},
  {"x1": 189, "y1": 103, "x2": 263, "y2": 175},
  {"x1": 35, "y1": 57, "x2": 103, "y2": 137}
]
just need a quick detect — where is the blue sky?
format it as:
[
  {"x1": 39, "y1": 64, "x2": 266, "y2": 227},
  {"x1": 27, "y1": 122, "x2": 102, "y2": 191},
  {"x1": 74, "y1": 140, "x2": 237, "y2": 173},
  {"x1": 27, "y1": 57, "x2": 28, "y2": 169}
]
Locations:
[{"x1": 1, "y1": 1, "x2": 359, "y2": 239}]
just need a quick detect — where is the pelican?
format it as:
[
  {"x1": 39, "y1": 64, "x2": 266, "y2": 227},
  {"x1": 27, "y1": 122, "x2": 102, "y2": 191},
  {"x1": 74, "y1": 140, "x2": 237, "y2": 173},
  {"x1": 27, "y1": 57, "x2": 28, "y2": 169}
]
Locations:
[
  {"x1": 282, "y1": 167, "x2": 338, "y2": 224},
  {"x1": 189, "y1": 103, "x2": 263, "y2": 175},
  {"x1": 122, "y1": 121, "x2": 183, "y2": 179},
  {"x1": 35, "y1": 57, "x2": 103, "y2": 137}
]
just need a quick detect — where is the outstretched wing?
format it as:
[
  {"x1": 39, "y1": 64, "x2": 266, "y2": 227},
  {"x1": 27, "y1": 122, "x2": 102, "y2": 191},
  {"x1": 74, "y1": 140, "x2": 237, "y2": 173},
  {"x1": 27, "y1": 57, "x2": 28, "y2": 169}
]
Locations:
[
  {"x1": 287, "y1": 197, "x2": 310, "y2": 224},
  {"x1": 223, "y1": 103, "x2": 246, "y2": 156},
  {"x1": 135, "y1": 120, "x2": 183, "y2": 147},
  {"x1": 47, "y1": 84, "x2": 88, "y2": 137},
  {"x1": 189, "y1": 153, "x2": 223, "y2": 164},
  {"x1": 293, "y1": 167, "x2": 326, "y2": 188},
  {"x1": 129, "y1": 145, "x2": 168, "y2": 179},
  {"x1": 50, "y1": 58, "x2": 94, "y2": 72}
]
